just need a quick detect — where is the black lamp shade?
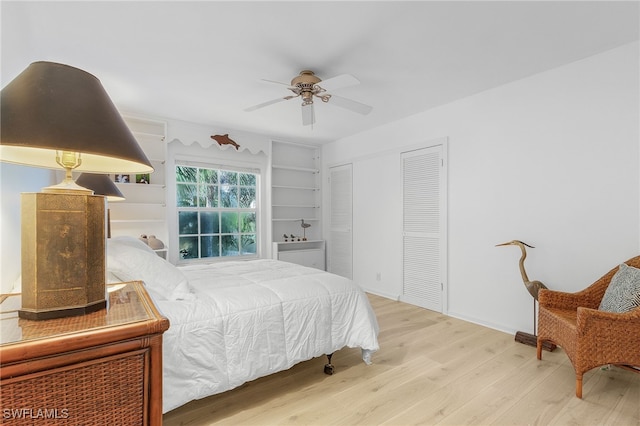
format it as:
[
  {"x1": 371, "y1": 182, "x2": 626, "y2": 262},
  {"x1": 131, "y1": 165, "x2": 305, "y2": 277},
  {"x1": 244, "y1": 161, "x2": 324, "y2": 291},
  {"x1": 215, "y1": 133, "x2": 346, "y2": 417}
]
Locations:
[
  {"x1": 75, "y1": 173, "x2": 125, "y2": 201},
  {"x1": 0, "y1": 61, "x2": 153, "y2": 173}
]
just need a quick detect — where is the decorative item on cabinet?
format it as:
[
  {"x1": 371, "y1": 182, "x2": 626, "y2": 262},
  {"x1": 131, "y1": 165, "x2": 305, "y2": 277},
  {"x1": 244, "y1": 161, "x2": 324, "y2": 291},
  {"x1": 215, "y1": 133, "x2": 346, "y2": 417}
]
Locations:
[
  {"x1": 147, "y1": 235, "x2": 165, "y2": 250},
  {"x1": 137, "y1": 234, "x2": 166, "y2": 258},
  {"x1": 115, "y1": 174, "x2": 131, "y2": 183},
  {"x1": 136, "y1": 173, "x2": 150, "y2": 184},
  {"x1": 300, "y1": 218, "x2": 311, "y2": 241}
]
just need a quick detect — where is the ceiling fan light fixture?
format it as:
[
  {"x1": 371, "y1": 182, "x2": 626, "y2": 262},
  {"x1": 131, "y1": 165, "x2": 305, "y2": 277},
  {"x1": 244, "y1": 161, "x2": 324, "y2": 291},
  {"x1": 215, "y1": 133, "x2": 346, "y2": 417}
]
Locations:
[
  {"x1": 291, "y1": 70, "x2": 321, "y2": 87},
  {"x1": 245, "y1": 69, "x2": 372, "y2": 125},
  {"x1": 301, "y1": 92, "x2": 314, "y2": 104}
]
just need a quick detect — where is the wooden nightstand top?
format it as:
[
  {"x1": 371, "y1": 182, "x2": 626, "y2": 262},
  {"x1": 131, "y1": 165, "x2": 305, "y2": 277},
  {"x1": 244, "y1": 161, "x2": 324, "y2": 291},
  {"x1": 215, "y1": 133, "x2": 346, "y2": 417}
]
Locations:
[{"x1": 0, "y1": 281, "x2": 169, "y2": 366}]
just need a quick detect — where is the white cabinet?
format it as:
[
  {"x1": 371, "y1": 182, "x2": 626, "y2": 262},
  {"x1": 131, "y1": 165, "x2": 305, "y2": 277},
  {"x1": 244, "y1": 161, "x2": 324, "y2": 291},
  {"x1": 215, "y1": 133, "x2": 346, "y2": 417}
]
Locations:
[
  {"x1": 109, "y1": 116, "x2": 168, "y2": 257},
  {"x1": 272, "y1": 240, "x2": 325, "y2": 270},
  {"x1": 271, "y1": 141, "x2": 321, "y2": 247}
]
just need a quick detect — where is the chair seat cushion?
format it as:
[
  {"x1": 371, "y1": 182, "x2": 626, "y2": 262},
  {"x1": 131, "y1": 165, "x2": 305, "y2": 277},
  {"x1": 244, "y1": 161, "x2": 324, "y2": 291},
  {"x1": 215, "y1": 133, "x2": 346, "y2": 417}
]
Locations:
[{"x1": 599, "y1": 263, "x2": 640, "y2": 313}]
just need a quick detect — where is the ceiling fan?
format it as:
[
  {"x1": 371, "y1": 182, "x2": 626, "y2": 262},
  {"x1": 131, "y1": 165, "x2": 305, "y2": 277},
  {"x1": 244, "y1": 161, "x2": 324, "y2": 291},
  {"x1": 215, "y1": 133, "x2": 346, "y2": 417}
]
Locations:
[{"x1": 244, "y1": 70, "x2": 372, "y2": 126}]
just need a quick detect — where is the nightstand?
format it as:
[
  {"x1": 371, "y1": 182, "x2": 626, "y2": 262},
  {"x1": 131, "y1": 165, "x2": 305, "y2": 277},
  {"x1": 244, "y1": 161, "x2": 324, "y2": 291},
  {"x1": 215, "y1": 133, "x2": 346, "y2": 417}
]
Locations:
[{"x1": 0, "y1": 281, "x2": 169, "y2": 425}]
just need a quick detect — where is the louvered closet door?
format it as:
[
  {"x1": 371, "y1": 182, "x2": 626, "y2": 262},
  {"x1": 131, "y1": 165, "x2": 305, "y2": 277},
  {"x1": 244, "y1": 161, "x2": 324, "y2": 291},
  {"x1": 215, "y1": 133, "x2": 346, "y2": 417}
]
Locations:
[
  {"x1": 328, "y1": 164, "x2": 353, "y2": 279},
  {"x1": 401, "y1": 146, "x2": 444, "y2": 312}
]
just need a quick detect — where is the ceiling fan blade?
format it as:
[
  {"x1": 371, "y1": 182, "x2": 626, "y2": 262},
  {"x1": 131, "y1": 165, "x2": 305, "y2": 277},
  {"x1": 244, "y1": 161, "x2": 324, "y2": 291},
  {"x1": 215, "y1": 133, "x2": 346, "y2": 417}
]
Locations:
[
  {"x1": 327, "y1": 94, "x2": 372, "y2": 115},
  {"x1": 244, "y1": 95, "x2": 297, "y2": 112},
  {"x1": 317, "y1": 74, "x2": 360, "y2": 91},
  {"x1": 301, "y1": 103, "x2": 315, "y2": 126},
  {"x1": 261, "y1": 78, "x2": 293, "y2": 87}
]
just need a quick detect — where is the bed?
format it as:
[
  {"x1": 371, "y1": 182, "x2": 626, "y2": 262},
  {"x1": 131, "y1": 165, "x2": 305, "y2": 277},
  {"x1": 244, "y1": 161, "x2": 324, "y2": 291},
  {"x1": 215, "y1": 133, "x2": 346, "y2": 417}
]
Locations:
[{"x1": 106, "y1": 237, "x2": 380, "y2": 413}]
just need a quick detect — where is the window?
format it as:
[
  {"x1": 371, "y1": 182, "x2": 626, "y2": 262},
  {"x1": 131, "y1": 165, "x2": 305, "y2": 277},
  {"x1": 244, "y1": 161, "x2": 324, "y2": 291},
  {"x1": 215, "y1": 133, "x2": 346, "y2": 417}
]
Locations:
[{"x1": 176, "y1": 165, "x2": 258, "y2": 261}]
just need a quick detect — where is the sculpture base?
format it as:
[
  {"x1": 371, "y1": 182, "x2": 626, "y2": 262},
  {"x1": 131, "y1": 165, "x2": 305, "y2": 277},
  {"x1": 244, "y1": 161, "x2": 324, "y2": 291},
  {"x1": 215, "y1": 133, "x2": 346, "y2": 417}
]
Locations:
[{"x1": 515, "y1": 331, "x2": 556, "y2": 352}]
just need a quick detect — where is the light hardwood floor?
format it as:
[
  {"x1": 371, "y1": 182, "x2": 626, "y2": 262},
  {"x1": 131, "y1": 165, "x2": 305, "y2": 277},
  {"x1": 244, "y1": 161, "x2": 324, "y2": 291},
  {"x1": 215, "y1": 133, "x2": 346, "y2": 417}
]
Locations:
[{"x1": 163, "y1": 294, "x2": 640, "y2": 425}]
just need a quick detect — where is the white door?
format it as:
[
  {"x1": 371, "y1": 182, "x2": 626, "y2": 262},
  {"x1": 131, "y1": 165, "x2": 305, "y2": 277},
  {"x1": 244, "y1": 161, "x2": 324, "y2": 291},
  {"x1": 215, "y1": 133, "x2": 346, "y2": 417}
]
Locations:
[
  {"x1": 328, "y1": 164, "x2": 353, "y2": 279},
  {"x1": 401, "y1": 145, "x2": 446, "y2": 312}
]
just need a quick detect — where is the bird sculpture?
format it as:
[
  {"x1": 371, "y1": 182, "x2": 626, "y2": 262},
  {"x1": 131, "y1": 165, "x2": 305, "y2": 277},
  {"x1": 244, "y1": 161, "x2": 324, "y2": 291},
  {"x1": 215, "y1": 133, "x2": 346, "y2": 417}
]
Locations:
[
  {"x1": 495, "y1": 240, "x2": 548, "y2": 300},
  {"x1": 300, "y1": 219, "x2": 311, "y2": 241},
  {"x1": 496, "y1": 240, "x2": 555, "y2": 350}
]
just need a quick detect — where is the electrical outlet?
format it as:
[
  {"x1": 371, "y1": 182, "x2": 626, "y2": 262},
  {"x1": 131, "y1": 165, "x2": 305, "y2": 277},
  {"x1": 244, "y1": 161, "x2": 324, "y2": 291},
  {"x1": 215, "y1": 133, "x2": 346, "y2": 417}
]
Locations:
[{"x1": 376, "y1": 272, "x2": 381, "y2": 281}]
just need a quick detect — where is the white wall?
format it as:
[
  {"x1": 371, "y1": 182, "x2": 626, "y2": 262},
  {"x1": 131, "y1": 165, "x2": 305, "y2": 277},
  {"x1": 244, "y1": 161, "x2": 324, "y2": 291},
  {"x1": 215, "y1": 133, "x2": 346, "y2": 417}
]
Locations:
[
  {"x1": 0, "y1": 164, "x2": 56, "y2": 293},
  {"x1": 322, "y1": 41, "x2": 640, "y2": 335}
]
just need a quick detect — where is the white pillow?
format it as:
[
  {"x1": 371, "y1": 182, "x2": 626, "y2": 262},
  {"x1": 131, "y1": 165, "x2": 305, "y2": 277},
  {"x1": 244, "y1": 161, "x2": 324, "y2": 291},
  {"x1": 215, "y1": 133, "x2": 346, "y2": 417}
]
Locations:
[
  {"x1": 142, "y1": 284, "x2": 169, "y2": 302},
  {"x1": 108, "y1": 236, "x2": 156, "y2": 254},
  {"x1": 107, "y1": 243, "x2": 194, "y2": 301}
]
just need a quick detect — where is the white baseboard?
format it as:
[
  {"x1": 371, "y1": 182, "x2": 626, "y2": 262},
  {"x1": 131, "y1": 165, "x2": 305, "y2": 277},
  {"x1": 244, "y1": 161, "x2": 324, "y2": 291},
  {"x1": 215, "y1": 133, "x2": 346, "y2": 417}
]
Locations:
[
  {"x1": 447, "y1": 310, "x2": 517, "y2": 336},
  {"x1": 362, "y1": 287, "x2": 400, "y2": 301},
  {"x1": 361, "y1": 290, "x2": 521, "y2": 338}
]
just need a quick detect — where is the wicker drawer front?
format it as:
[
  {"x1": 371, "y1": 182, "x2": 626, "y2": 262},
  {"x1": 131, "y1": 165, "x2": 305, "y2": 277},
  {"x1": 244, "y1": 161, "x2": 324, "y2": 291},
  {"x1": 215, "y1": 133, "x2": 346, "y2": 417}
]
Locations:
[{"x1": 1, "y1": 350, "x2": 147, "y2": 426}]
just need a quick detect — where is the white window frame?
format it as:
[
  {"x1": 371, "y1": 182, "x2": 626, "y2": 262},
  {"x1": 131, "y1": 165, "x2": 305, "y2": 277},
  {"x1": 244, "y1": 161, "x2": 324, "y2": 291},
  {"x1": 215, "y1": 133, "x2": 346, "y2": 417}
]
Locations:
[{"x1": 174, "y1": 160, "x2": 260, "y2": 264}]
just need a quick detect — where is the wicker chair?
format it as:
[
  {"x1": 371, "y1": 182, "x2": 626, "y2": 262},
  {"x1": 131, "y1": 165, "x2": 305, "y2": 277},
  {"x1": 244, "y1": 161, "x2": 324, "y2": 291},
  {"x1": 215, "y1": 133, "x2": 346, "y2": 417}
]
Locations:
[{"x1": 536, "y1": 255, "x2": 640, "y2": 398}]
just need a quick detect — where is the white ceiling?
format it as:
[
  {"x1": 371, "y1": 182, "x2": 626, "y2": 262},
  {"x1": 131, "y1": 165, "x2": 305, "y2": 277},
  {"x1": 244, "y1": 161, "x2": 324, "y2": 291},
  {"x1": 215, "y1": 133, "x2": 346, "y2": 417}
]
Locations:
[{"x1": 2, "y1": 1, "x2": 638, "y2": 144}]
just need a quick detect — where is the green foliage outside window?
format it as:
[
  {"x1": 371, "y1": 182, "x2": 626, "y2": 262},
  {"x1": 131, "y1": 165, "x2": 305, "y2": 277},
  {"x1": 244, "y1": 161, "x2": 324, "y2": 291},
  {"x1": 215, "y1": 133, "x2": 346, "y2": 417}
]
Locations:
[{"x1": 176, "y1": 165, "x2": 257, "y2": 261}]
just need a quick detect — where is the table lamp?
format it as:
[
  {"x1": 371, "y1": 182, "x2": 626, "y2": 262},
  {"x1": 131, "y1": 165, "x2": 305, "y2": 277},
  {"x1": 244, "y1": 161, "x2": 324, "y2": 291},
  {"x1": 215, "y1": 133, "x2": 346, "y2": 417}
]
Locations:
[
  {"x1": 75, "y1": 173, "x2": 125, "y2": 238},
  {"x1": 0, "y1": 61, "x2": 153, "y2": 320}
]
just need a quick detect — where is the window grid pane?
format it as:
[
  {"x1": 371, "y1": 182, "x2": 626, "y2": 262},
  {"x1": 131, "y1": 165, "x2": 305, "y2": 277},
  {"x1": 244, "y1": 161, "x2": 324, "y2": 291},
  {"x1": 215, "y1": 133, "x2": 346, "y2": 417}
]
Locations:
[{"x1": 177, "y1": 165, "x2": 258, "y2": 261}]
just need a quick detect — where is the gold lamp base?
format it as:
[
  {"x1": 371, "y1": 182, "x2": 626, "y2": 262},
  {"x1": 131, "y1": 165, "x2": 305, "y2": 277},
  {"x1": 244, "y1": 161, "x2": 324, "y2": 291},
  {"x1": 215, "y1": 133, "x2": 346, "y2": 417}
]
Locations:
[
  {"x1": 19, "y1": 192, "x2": 107, "y2": 320},
  {"x1": 19, "y1": 300, "x2": 107, "y2": 321}
]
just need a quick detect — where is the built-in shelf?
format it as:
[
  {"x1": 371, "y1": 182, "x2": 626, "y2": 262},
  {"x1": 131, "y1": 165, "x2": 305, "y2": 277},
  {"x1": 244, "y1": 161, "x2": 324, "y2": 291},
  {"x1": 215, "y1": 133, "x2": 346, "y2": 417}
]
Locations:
[
  {"x1": 275, "y1": 239, "x2": 323, "y2": 246},
  {"x1": 272, "y1": 165, "x2": 319, "y2": 173},
  {"x1": 110, "y1": 219, "x2": 166, "y2": 224},
  {"x1": 272, "y1": 204, "x2": 319, "y2": 208},
  {"x1": 112, "y1": 202, "x2": 166, "y2": 207},
  {"x1": 132, "y1": 130, "x2": 165, "y2": 139},
  {"x1": 270, "y1": 141, "x2": 322, "y2": 267},
  {"x1": 115, "y1": 183, "x2": 166, "y2": 189},
  {"x1": 153, "y1": 248, "x2": 168, "y2": 259},
  {"x1": 109, "y1": 116, "x2": 168, "y2": 252},
  {"x1": 272, "y1": 185, "x2": 319, "y2": 191},
  {"x1": 272, "y1": 240, "x2": 325, "y2": 270},
  {"x1": 272, "y1": 218, "x2": 319, "y2": 222}
]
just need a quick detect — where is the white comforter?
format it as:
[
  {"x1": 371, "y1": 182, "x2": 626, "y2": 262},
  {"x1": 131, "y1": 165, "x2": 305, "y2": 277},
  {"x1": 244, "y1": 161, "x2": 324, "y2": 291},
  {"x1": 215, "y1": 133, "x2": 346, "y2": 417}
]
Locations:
[{"x1": 154, "y1": 259, "x2": 380, "y2": 413}]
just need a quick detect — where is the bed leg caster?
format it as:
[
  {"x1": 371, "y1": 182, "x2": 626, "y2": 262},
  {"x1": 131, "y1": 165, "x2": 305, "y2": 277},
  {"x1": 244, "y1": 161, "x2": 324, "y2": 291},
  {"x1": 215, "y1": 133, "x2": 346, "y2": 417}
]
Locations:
[{"x1": 324, "y1": 354, "x2": 334, "y2": 375}]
